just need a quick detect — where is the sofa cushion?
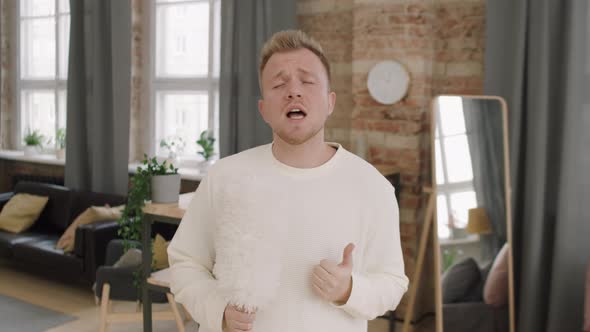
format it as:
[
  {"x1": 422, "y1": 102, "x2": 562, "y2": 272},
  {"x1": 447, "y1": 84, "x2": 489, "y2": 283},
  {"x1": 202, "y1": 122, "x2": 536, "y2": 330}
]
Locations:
[
  {"x1": 69, "y1": 191, "x2": 126, "y2": 225},
  {"x1": 0, "y1": 232, "x2": 49, "y2": 258},
  {"x1": 0, "y1": 193, "x2": 49, "y2": 233},
  {"x1": 57, "y1": 205, "x2": 124, "y2": 253},
  {"x1": 483, "y1": 243, "x2": 509, "y2": 307},
  {"x1": 14, "y1": 182, "x2": 73, "y2": 233},
  {"x1": 442, "y1": 257, "x2": 482, "y2": 304},
  {"x1": 12, "y1": 236, "x2": 83, "y2": 274}
]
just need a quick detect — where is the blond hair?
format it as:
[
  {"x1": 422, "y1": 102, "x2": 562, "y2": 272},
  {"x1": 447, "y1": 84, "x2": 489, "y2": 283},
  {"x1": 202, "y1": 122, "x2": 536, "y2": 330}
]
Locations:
[{"x1": 259, "y1": 30, "x2": 331, "y2": 87}]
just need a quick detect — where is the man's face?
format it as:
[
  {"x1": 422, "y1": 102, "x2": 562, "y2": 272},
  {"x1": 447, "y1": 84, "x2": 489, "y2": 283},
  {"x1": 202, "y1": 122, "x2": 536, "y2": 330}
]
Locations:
[{"x1": 258, "y1": 48, "x2": 336, "y2": 145}]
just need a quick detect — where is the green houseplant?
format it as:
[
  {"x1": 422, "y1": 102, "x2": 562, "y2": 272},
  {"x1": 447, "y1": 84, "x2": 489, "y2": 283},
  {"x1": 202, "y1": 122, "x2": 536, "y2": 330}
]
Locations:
[
  {"x1": 56, "y1": 128, "x2": 66, "y2": 159},
  {"x1": 117, "y1": 155, "x2": 179, "y2": 249},
  {"x1": 196, "y1": 130, "x2": 216, "y2": 173},
  {"x1": 196, "y1": 130, "x2": 215, "y2": 161},
  {"x1": 23, "y1": 129, "x2": 45, "y2": 156}
]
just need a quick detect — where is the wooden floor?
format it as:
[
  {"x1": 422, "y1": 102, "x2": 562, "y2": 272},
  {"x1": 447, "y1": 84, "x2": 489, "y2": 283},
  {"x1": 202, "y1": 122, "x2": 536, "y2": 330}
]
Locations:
[{"x1": 0, "y1": 259, "x2": 393, "y2": 332}]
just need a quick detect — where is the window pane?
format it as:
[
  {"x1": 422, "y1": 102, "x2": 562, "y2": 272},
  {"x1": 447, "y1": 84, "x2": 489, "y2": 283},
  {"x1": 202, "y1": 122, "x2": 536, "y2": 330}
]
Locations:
[
  {"x1": 213, "y1": 90, "x2": 219, "y2": 156},
  {"x1": 156, "y1": 2, "x2": 209, "y2": 77},
  {"x1": 449, "y1": 191, "x2": 478, "y2": 228},
  {"x1": 156, "y1": 91, "x2": 209, "y2": 157},
  {"x1": 443, "y1": 135, "x2": 474, "y2": 183},
  {"x1": 58, "y1": 90, "x2": 67, "y2": 130},
  {"x1": 437, "y1": 195, "x2": 450, "y2": 239},
  {"x1": 58, "y1": 14, "x2": 70, "y2": 79},
  {"x1": 58, "y1": 0, "x2": 70, "y2": 13},
  {"x1": 212, "y1": 0, "x2": 221, "y2": 78},
  {"x1": 21, "y1": 0, "x2": 55, "y2": 17},
  {"x1": 435, "y1": 139, "x2": 445, "y2": 185},
  {"x1": 21, "y1": 90, "x2": 56, "y2": 146},
  {"x1": 438, "y1": 96, "x2": 466, "y2": 136},
  {"x1": 21, "y1": 18, "x2": 56, "y2": 79}
]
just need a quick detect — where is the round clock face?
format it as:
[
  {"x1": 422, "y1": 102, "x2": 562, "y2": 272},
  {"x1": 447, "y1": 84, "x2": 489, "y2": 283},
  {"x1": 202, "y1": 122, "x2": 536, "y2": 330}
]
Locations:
[{"x1": 367, "y1": 61, "x2": 410, "y2": 105}]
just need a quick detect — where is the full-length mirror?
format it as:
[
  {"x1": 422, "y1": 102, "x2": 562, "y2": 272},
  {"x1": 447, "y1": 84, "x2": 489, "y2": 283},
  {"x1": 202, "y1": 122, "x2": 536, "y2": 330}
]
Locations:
[{"x1": 432, "y1": 95, "x2": 514, "y2": 332}]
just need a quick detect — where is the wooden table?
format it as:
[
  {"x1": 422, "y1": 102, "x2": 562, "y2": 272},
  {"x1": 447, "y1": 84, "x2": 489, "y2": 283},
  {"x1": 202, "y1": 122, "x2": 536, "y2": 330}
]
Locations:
[{"x1": 142, "y1": 193, "x2": 193, "y2": 332}]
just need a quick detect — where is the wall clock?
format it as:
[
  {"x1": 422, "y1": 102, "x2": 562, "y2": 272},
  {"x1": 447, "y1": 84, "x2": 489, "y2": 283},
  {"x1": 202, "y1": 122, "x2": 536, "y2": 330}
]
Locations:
[{"x1": 367, "y1": 60, "x2": 410, "y2": 105}]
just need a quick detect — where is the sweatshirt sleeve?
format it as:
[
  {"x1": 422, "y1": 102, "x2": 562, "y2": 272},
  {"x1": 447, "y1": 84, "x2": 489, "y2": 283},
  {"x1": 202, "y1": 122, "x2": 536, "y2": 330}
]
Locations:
[
  {"x1": 335, "y1": 184, "x2": 409, "y2": 320},
  {"x1": 167, "y1": 175, "x2": 226, "y2": 332}
]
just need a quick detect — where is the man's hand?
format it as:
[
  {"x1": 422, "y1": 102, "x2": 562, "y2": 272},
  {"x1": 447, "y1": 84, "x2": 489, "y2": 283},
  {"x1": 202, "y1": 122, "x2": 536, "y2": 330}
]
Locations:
[
  {"x1": 223, "y1": 305, "x2": 256, "y2": 332},
  {"x1": 311, "y1": 243, "x2": 355, "y2": 305}
]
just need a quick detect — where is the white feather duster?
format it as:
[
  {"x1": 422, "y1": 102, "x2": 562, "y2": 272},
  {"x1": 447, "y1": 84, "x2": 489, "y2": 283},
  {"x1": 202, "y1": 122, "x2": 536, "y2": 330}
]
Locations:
[{"x1": 212, "y1": 175, "x2": 287, "y2": 313}]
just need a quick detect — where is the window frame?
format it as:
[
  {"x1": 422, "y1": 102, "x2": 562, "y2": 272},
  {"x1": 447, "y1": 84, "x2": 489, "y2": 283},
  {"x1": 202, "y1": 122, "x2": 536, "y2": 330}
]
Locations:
[
  {"x1": 149, "y1": 0, "x2": 219, "y2": 161},
  {"x1": 15, "y1": 0, "x2": 69, "y2": 151}
]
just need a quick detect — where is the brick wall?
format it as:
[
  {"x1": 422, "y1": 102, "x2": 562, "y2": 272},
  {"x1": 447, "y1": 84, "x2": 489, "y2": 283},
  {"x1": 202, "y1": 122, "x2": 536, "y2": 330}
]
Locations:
[{"x1": 298, "y1": 0, "x2": 485, "y2": 324}]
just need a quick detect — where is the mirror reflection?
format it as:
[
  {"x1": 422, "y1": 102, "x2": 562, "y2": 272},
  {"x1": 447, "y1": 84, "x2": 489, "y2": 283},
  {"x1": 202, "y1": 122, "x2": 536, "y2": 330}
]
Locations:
[{"x1": 433, "y1": 96, "x2": 513, "y2": 332}]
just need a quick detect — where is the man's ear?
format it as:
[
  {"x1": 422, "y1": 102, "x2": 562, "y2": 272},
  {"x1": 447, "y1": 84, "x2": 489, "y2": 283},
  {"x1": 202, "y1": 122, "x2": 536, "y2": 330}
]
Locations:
[{"x1": 327, "y1": 91, "x2": 336, "y2": 116}]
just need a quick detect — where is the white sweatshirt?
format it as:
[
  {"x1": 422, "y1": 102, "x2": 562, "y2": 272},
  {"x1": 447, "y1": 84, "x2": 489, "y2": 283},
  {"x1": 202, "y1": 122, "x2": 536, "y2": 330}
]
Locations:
[{"x1": 168, "y1": 142, "x2": 409, "y2": 332}]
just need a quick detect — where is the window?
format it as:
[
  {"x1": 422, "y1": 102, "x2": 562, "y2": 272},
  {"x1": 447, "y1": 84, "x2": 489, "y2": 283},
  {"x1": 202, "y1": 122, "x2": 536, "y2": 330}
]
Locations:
[
  {"x1": 435, "y1": 96, "x2": 478, "y2": 239},
  {"x1": 152, "y1": 0, "x2": 220, "y2": 160},
  {"x1": 17, "y1": 0, "x2": 70, "y2": 149}
]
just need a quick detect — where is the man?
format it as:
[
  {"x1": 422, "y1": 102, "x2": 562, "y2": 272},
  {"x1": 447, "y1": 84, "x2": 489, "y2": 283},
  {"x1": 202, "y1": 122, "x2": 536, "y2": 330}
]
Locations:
[{"x1": 168, "y1": 30, "x2": 408, "y2": 332}]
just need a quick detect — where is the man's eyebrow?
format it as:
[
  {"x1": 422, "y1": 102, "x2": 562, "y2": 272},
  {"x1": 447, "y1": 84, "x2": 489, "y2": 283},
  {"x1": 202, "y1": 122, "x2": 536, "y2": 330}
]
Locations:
[
  {"x1": 272, "y1": 70, "x2": 287, "y2": 80},
  {"x1": 297, "y1": 68, "x2": 315, "y2": 76}
]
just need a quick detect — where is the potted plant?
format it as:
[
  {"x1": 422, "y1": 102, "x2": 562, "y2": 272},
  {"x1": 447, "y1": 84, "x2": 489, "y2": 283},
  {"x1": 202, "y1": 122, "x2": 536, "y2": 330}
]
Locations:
[
  {"x1": 196, "y1": 130, "x2": 216, "y2": 172},
  {"x1": 159, "y1": 136, "x2": 186, "y2": 163},
  {"x1": 56, "y1": 128, "x2": 66, "y2": 160},
  {"x1": 118, "y1": 155, "x2": 180, "y2": 250},
  {"x1": 144, "y1": 155, "x2": 181, "y2": 204},
  {"x1": 23, "y1": 129, "x2": 45, "y2": 156}
]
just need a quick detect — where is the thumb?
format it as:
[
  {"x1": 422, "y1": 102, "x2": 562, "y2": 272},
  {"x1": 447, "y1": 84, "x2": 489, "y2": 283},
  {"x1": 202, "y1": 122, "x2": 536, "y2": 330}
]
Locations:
[{"x1": 339, "y1": 243, "x2": 355, "y2": 268}]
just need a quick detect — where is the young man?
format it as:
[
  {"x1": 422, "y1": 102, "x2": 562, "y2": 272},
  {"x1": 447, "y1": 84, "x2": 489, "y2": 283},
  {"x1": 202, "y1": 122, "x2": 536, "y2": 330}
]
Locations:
[{"x1": 168, "y1": 30, "x2": 408, "y2": 332}]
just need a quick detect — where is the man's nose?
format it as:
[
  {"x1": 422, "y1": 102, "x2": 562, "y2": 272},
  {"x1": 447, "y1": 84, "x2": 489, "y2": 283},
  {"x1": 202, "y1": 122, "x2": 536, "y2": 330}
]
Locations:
[{"x1": 286, "y1": 83, "x2": 302, "y2": 99}]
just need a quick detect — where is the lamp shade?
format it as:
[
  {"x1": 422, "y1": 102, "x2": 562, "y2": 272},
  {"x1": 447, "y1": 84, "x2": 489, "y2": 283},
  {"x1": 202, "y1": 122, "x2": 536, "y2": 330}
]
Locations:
[{"x1": 467, "y1": 207, "x2": 492, "y2": 234}]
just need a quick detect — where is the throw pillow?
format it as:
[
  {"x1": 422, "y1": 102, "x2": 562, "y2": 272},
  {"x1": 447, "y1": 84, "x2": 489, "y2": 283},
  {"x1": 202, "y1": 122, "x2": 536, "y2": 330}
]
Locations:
[
  {"x1": 441, "y1": 257, "x2": 482, "y2": 304},
  {"x1": 56, "y1": 205, "x2": 124, "y2": 252},
  {"x1": 152, "y1": 233, "x2": 169, "y2": 270},
  {"x1": 113, "y1": 248, "x2": 143, "y2": 268},
  {"x1": 483, "y1": 243, "x2": 509, "y2": 307},
  {"x1": 0, "y1": 193, "x2": 49, "y2": 233}
]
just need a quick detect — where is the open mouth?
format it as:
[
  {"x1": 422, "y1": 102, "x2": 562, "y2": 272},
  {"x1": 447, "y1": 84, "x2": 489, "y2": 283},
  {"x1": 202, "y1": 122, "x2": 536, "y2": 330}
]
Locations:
[{"x1": 286, "y1": 108, "x2": 307, "y2": 120}]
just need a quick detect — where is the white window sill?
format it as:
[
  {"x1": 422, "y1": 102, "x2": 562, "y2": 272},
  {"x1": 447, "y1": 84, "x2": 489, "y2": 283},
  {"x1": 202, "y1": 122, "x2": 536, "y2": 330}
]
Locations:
[
  {"x1": 0, "y1": 150, "x2": 207, "y2": 182},
  {"x1": 439, "y1": 234, "x2": 480, "y2": 246},
  {"x1": 128, "y1": 162, "x2": 206, "y2": 182},
  {"x1": 0, "y1": 150, "x2": 65, "y2": 166}
]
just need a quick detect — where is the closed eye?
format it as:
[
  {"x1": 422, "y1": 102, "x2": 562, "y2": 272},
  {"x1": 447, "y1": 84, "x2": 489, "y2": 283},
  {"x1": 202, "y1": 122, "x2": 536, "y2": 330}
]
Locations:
[
  {"x1": 302, "y1": 81, "x2": 314, "y2": 85},
  {"x1": 273, "y1": 83, "x2": 285, "y2": 89}
]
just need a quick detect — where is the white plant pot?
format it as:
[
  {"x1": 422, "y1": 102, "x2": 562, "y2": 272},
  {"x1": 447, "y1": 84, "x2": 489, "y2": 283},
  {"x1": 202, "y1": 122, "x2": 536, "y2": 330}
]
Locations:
[
  {"x1": 56, "y1": 149, "x2": 66, "y2": 160},
  {"x1": 197, "y1": 159, "x2": 217, "y2": 173},
  {"x1": 151, "y1": 173, "x2": 181, "y2": 204},
  {"x1": 24, "y1": 145, "x2": 39, "y2": 157}
]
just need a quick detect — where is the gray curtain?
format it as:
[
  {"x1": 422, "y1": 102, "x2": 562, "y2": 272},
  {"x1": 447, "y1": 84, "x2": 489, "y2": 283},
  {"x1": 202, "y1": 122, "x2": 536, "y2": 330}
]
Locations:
[
  {"x1": 462, "y1": 99, "x2": 506, "y2": 262},
  {"x1": 485, "y1": 0, "x2": 590, "y2": 331},
  {"x1": 65, "y1": 0, "x2": 131, "y2": 195},
  {"x1": 219, "y1": 0, "x2": 296, "y2": 157}
]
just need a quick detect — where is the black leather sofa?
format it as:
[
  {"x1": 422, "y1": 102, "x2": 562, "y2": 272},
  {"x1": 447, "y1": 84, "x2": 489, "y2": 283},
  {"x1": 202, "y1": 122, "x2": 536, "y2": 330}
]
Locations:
[{"x1": 0, "y1": 181, "x2": 126, "y2": 284}]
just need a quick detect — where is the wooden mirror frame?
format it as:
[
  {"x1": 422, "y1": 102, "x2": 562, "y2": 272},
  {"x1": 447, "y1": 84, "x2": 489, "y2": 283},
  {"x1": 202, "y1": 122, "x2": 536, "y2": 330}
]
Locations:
[{"x1": 428, "y1": 95, "x2": 515, "y2": 332}]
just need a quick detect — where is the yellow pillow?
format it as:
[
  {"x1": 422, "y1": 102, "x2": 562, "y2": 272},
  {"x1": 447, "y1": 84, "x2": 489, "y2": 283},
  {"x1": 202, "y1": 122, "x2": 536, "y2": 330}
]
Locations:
[
  {"x1": 56, "y1": 205, "x2": 124, "y2": 252},
  {"x1": 152, "y1": 233, "x2": 169, "y2": 270},
  {"x1": 0, "y1": 193, "x2": 49, "y2": 233}
]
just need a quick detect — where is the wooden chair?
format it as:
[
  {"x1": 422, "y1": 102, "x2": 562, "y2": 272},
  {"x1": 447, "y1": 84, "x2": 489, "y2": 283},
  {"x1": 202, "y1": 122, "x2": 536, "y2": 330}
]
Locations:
[{"x1": 96, "y1": 240, "x2": 189, "y2": 332}]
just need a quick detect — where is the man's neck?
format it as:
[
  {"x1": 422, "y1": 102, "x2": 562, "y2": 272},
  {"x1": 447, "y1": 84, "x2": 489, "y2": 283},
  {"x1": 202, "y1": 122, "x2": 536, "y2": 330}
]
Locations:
[{"x1": 272, "y1": 134, "x2": 337, "y2": 169}]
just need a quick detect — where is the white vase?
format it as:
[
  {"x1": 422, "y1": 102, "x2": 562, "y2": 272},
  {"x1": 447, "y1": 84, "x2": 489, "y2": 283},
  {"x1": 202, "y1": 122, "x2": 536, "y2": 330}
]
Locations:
[
  {"x1": 197, "y1": 159, "x2": 217, "y2": 173},
  {"x1": 56, "y1": 149, "x2": 66, "y2": 160},
  {"x1": 24, "y1": 146, "x2": 39, "y2": 157},
  {"x1": 151, "y1": 173, "x2": 181, "y2": 204}
]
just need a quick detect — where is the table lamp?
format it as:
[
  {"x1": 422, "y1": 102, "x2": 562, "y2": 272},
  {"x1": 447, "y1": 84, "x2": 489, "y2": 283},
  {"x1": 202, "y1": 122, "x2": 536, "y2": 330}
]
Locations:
[{"x1": 467, "y1": 207, "x2": 492, "y2": 234}]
